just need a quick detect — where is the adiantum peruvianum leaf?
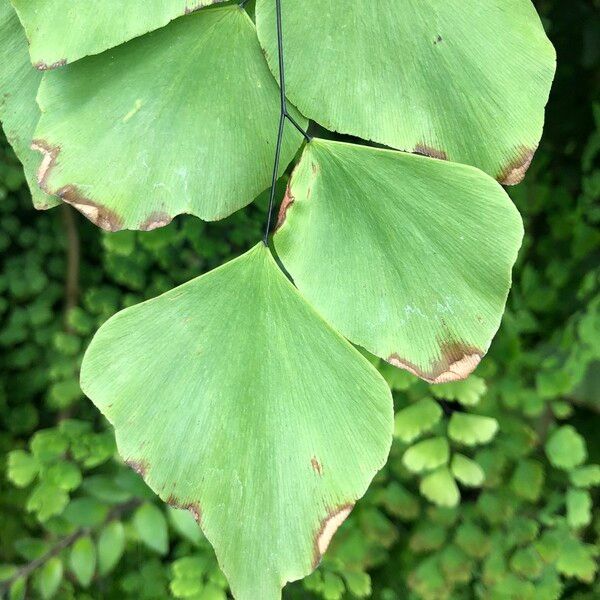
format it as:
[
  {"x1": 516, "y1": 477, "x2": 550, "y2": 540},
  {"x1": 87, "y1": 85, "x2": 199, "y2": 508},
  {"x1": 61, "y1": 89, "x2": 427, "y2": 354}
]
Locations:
[
  {"x1": 394, "y1": 399, "x2": 443, "y2": 444},
  {"x1": 274, "y1": 140, "x2": 524, "y2": 383},
  {"x1": 448, "y1": 414, "x2": 499, "y2": 446},
  {"x1": 419, "y1": 467, "x2": 460, "y2": 508},
  {"x1": 0, "y1": 0, "x2": 58, "y2": 209},
  {"x1": 80, "y1": 244, "x2": 393, "y2": 600},
  {"x1": 256, "y1": 0, "x2": 556, "y2": 183},
  {"x1": 10, "y1": 0, "x2": 227, "y2": 69},
  {"x1": 451, "y1": 454, "x2": 485, "y2": 487},
  {"x1": 32, "y1": 6, "x2": 306, "y2": 231},
  {"x1": 402, "y1": 437, "x2": 449, "y2": 474}
]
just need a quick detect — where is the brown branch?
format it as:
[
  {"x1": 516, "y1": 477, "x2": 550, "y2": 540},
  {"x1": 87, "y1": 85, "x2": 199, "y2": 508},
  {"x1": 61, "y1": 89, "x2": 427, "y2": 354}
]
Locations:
[
  {"x1": 60, "y1": 204, "x2": 80, "y2": 330},
  {"x1": 0, "y1": 499, "x2": 140, "y2": 592}
]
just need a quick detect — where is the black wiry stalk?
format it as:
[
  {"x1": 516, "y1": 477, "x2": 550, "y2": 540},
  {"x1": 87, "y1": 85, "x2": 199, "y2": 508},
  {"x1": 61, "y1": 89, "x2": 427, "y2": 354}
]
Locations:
[{"x1": 262, "y1": 0, "x2": 311, "y2": 245}]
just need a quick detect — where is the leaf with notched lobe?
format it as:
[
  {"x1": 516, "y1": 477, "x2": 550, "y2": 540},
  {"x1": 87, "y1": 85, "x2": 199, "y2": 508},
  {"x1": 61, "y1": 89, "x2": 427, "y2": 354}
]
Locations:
[
  {"x1": 274, "y1": 140, "x2": 524, "y2": 384},
  {"x1": 0, "y1": 0, "x2": 58, "y2": 209},
  {"x1": 33, "y1": 6, "x2": 306, "y2": 231},
  {"x1": 80, "y1": 244, "x2": 393, "y2": 600},
  {"x1": 256, "y1": 0, "x2": 556, "y2": 183},
  {"x1": 10, "y1": 0, "x2": 227, "y2": 68}
]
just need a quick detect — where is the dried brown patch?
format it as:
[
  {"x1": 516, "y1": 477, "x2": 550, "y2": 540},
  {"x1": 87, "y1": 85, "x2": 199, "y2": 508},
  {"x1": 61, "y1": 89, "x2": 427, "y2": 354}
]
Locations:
[
  {"x1": 388, "y1": 342, "x2": 483, "y2": 384},
  {"x1": 58, "y1": 185, "x2": 123, "y2": 232},
  {"x1": 313, "y1": 505, "x2": 353, "y2": 568},
  {"x1": 275, "y1": 187, "x2": 295, "y2": 231},
  {"x1": 139, "y1": 211, "x2": 172, "y2": 231},
  {"x1": 126, "y1": 459, "x2": 149, "y2": 478},
  {"x1": 34, "y1": 59, "x2": 67, "y2": 71},
  {"x1": 311, "y1": 457, "x2": 323, "y2": 476},
  {"x1": 414, "y1": 144, "x2": 448, "y2": 161},
  {"x1": 166, "y1": 496, "x2": 202, "y2": 524},
  {"x1": 32, "y1": 139, "x2": 123, "y2": 231},
  {"x1": 32, "y1": 139, "x2": 60, "y2": 190},
  {"x1": 499, "y1": 146, "x2": 536, "y2": 186}
]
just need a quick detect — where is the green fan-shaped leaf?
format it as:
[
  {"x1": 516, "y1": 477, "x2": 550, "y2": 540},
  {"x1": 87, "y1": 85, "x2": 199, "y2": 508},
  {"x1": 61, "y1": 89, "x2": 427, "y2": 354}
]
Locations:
[
  {"x1": 98, "y1": 521, "x2": 126, "y2": 576},
  {"x1": 0, "y1": 0, "x2": 57, "y2": 209},
  {"x1": 431, "y1": 376, "x2": 487, "y2": 407},
  {"x1": 256, "y1": 0, "x2": 556, "y2": 182},
  {"x1": 274, "y1": 140, "x2": 523, "y2": 383},
  {"x1": 545, "y1": 426, "x2": 587, "y2": 470},
  {"x1": 7, "y1": 450, "x2": 39, "y2": 488},
  {"x1": 10, "y1": 0, "x2": 226, "y2": 68},
  {"x1": 566, "y1": 488, "x2": 592, "y2": 529},
  {"x1": 134, "y1": 503, "x2": 169, "y2": 555},
  {"x1": 448, "y1": 414, "x2": 499, "y2": 446},
  {"x1": 394, "y1": 399, "x2": 443, "y2": 444},
  {"x1": 451, "y1": 454, "x2": 485, "y2": 487},
  {"x1": 36, "y1": 557, "x2": 63, "y2": 600},
  {"x1": 569, "y1": 464, "x2": 600, "y2": 488},
  {"x1": 33, "y1": 6, "x2": 305, "y2": 231},
  {"x1": 69, "y1": 536, "x2": 96, "y2": 588},
  {"x1": 419, "y1": 468, "x2": 460, "y2": 508},
  {"x1": 80, "y1": 244, "x2": 393, "y2": 600},
  {"x1": 510, "y1": 459, "x2": 545, "y2": 502},
  {"x1": 403, "y1": 437, "x2": 449, "y2": 474}
]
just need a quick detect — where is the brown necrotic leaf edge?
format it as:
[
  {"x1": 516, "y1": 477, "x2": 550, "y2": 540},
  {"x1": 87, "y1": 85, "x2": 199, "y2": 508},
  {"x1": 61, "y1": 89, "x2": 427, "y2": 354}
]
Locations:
[
  {"x1": 388, "y1": 341, "x2": 483, "y2": 384},
  {"x1": 125, "y1": 455, "x2": 354, "y2": 574},
  {"x1": 312, "y1": 504, "x2": 354, "y2": 568},
  {"x1": 32, "y1": 140, "x2": 174, "y2": 231},
  {"x1": 499, "y1": 146, "x2": 537, "y2": 186}
]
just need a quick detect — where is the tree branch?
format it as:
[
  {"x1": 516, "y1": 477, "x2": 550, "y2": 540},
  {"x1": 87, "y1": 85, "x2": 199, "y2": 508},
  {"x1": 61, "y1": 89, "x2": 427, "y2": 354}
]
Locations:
[
  {"x1": 60, "y1": 204, "x2": 80, "y2": 330},
  {"x1": 0, "y1": 499, "x2": 141, "y2": 592}
]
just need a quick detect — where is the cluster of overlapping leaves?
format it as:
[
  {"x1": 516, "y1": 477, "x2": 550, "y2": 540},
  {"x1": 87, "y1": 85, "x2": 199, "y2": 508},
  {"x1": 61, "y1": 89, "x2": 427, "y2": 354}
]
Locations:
[
  {"x1": 0, "y1": 39, "x2": 599, "y2": 599},
  {"x1": 2, "y1": 0, "x2": 592, "y2": 598}
]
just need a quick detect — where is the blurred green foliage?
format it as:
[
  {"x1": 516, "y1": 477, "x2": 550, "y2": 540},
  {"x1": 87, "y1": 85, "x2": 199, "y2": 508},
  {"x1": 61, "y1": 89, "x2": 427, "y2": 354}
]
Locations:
[{"x1": 1, "y1": 1, "x2": 599, "y2": 598}]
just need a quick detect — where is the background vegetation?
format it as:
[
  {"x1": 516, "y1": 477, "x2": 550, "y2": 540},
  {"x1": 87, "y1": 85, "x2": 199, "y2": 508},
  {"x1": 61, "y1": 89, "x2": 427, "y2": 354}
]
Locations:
[{"x1": 1, "y1": 0, "x2": 599, "y2": 598}]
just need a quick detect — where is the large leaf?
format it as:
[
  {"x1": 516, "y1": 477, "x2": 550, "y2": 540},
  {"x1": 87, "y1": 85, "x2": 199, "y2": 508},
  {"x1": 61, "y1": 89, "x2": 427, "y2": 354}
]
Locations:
[
  {"x1": 10, "y1": 0, "x2": 226, "y2": 69},
  {"x1": 80, "y1": 244, "x2": 393, "y2": 599},
  {"x1": 33, "y1": 6, "x2": 305, "y2": 231},
  {"x1": 0, "y1": 0, "x2": 57, "y2": 209},
  {"x1": 256, "y1": 0, "x2": 556, "y2": 183},
  {"x1": 274, "y1": 140, "x2": 523, "y2": 383}
]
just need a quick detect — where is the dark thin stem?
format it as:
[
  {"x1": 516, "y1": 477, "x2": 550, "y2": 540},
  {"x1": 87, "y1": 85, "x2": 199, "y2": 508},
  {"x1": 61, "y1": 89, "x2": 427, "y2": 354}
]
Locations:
[
  {"x1": 264, "y1": 113, "x2": 287, "y2": 245},
  {"x1": 0, "y1": 500, "x2": 140, "y2": 592},
  {"x1": 60, "y1": 204, "x2": 80, "y2": 331},
  {"x1": 263, "y1": 0, "x2": 311, "y2": 245}
]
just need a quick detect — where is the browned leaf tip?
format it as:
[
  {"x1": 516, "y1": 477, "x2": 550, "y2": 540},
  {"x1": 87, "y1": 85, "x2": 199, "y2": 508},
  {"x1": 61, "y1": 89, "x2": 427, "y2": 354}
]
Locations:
[
  {"x1": 58, "y1": 185, "x2": 124, "y2": 232},
  {"x1": 414, "y1": 144, "x2": 448, "y2": 161},
  {"x1": 388, "y1": 342, "x2": 483, "y2": 385},
  {"x1": 312, "y1": 505, "x2": 354, "y2": 569},
  {"x1": 32, "y1": 139, "x2": 60, "y2": 191},
  {"x1": 34, "y1": 59, "x2": 67, "y2": 71},
  {"x1": 167, "y1": 496, "x2": 202, "y2": 524},
  {"x1": 139, "y1": 211, "x2": 173, "y2": 231},
  {"x1": 32, "y1": 140, "x2": 124, "y2": 231},
  {"x1": 125, "y1": 459, "x2": 149, "y2": 478},
  {"x1": 499, "y1": 146, "x2": 536, "y2": 186}
]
